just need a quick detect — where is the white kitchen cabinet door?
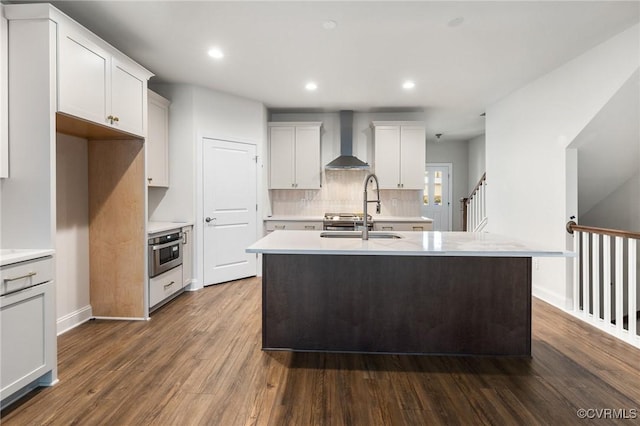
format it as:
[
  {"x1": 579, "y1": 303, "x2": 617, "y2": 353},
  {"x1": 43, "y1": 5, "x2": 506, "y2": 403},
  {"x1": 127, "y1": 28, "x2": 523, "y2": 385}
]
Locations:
[
  {"x1": 400, "y1": 126, "x2": 426, "y2": 189},
  {"x1": 373, "y1": 122, "x2": 425, "y2": 190},
  {"x1": 58, "y1": 25, "x2": 109, "y2": 127},
  {"x1": 181, "y1": 225, "x2": 193, "y2": 287},
  {"x1": 294, "y1": 126, "x2": 321, "y2": 189},
  {"x1": 269, "y1": 126, "x2": 295, "y2": 189},
  {"x1": 57, "y1": 21, "x2": 150, "y2": 138},
  {"x1": 374, "y1": 125, "x2": 401, "y2": 189},
  {"x1": 111, "y1": 58, "x2": 147, "y2": 136},
  {"x1": 1, "y1": 280, "x2": 56, "y2": 403},
  {"x1": 146, "y1": 90, "x2": 170, "y2": 187},
  {"x1": 0, "y1": 12, "x2": 8, "y2": 179}
]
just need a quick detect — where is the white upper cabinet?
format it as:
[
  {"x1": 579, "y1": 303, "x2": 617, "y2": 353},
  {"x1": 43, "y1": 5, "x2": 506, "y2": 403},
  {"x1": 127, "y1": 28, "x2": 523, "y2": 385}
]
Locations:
[
  {"x1": 57, "y1": 15, "x2": 151, "y2": 137},
  {"x1": 0, "y1": 9, "x2": 8, "y2": 179},
  {"x1": 146, "y1": 90, "x2": 170, "y2": 187},
  {"x1": 373, "y1": 122, "x2": 425, "y2": 189},
  {"x1": 268, "y1": 122, "x2": 321, "y2": 189}
]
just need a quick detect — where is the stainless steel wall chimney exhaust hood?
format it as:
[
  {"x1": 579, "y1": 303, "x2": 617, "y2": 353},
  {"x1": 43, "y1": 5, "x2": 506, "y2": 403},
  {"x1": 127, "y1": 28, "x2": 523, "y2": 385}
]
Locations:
[{"x1": 325, "y1": 110, "x2": 369, "y2": 170}]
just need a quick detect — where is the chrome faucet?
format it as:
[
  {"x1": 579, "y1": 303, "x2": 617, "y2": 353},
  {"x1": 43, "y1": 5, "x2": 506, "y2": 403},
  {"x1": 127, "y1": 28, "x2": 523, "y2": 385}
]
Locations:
[{"x1": 362, "y1": 173, "x2": 381, "y2": 240}]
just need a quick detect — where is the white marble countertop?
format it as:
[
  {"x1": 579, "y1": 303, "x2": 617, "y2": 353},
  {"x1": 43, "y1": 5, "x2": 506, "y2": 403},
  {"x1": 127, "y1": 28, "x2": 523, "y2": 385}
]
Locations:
[
  {"x1": 373, "y1": 216, "x2": 433, "y2": 223},
  {"x1": 0, "y1": 249, "x2": 55, "y2": 266},
  {"x1": 247, "y1": 231, "x2": 571, "y2": 257},
  {"x1": 263, "y1": 215, "x2": 432, "y2": 222},
  {"x1": 264, "y1": 216, "x2": 323, "y2": 222},
  {"x1": 148, "y1": 221, "x2": 193, "y2": 235}
]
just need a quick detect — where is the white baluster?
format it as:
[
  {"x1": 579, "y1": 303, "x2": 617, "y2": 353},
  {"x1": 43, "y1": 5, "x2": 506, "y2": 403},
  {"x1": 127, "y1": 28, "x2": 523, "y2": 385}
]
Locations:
[
  {"x1": 592, "y1": 234, "x2": 600, "y2": 320},
  {"x1": 582, "y1": 232, "x2": 590, "y2": 316},
  {"x1": 628, "y1": 238, "x2": 637, "y2": 338},
  {"x1": 573, "y1": 231, "x2": 581, "y2": 312},
  {"x1": 603, "y1": 235, "x2": 612, "y2": 326},
  {"x1": 615, "y1": 236, "x2": 624, "y2": 332}
]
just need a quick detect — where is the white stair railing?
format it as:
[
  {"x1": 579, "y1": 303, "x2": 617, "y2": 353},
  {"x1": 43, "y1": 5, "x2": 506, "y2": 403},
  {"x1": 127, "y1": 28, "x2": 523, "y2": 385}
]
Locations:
[
  {"x1": 462, "y1": 173, "x2": 487, "y2": 232},
  {"x1": 567, "y1": 221, "x2": 640, "y2": 348}
]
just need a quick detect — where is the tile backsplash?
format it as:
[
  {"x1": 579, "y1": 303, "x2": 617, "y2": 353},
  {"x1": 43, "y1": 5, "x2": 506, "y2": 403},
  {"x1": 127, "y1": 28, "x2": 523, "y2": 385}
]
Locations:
[{"x1": 270, "y1": 170, "x2": 423, "y2": 216}]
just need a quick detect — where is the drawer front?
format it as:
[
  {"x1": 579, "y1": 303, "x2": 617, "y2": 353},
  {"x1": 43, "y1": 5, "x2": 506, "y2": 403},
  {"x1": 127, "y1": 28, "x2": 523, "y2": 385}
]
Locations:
[
  {"x1": 265, "y1": 221, "x2": 322, "y2": 231},
  {"x1": 1, "y1": 256, "x2": 53, "y2": 296},
  {"x1": 149, "y1": 265, "x2": 183, "y2": 308},
  {"x1": 374, "y1": 223, "x2": 433, "y2": 232}
]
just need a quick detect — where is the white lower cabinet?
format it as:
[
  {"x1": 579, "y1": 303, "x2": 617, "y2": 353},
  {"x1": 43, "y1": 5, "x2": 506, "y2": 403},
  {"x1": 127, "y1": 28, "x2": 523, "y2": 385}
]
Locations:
[
  {"x1": 149, "y1": 265, "x2": 183, "y2": 309},
  {"x1": 374, "y1": 222, "x2": 433, "y2": 231},
  {"x1": 1, "y1": 256, "x2": 56, "y2": 408},
  {"x1": 265, "y1": 221, "x2": 323, "y2": 232},
  {"x1": 181, "y1": 226, "x2": 193, "y2": 288}
]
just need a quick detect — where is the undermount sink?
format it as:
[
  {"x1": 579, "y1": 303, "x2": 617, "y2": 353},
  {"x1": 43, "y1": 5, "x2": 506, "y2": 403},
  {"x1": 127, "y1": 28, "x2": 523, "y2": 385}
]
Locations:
[{"x1": 320, "y1": 232, "x2": 403, "y2": 239}]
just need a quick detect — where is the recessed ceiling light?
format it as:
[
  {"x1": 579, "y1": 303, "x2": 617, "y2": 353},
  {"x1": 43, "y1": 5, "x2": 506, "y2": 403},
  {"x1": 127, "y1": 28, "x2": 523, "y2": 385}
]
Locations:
[
  {"x1": 402, "y1": 81, "x2": 415, "y2": 90},
  {"x1": 305, "y1": 82, "x2": 318, "y2": 91},
  {"x1": 447, "y1": 17, "x2": 465, "y2": 27},
  {"x1": 207, "y1": 47, "x2": 224, "y2": 59},
  {"x1": 322, "y1": 20, "x2": 337, "y2": 30}
]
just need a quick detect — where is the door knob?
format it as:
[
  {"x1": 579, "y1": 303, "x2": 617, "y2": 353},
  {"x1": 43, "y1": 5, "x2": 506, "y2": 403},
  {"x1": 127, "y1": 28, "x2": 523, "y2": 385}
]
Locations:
[{"x1": 205, "y1": 217, "x2": 216, "y2": 223}]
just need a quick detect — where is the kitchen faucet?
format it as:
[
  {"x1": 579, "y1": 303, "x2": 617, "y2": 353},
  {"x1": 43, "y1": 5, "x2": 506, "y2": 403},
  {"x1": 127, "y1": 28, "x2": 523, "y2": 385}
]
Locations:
[{"x1": 362, "y1": 173, "x2": 381, "y2": 240}]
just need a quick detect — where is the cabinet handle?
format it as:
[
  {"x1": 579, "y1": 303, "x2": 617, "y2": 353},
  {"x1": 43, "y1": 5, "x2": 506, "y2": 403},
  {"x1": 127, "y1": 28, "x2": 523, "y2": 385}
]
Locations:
[
  {"x1": 107, "y1": 115, "x2": 119, "y2": 125},
  {"x1": 304, "y1": 225, "x2": 315, "y2": 230},
  {"x1": 164, "y1": 281, "x2": 175, "y2": 289},
  {"x1": 4, "y1": 271, "x2": 36, "y2": 283},
  {"x1": 147, "y1": 177, "x2": 153, "y2": 183},
  {"x1": 182, "y1": 232, "x2": 187, "y2": 245},
  {"x1": 275, "y1": 225, "x2": 286, "y2": 230}
]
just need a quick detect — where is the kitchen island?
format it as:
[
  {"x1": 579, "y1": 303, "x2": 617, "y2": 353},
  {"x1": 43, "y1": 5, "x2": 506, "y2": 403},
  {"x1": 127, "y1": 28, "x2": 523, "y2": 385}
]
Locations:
[{"x1": 247, "y1": 231, "x2": 567, "y2": 357}]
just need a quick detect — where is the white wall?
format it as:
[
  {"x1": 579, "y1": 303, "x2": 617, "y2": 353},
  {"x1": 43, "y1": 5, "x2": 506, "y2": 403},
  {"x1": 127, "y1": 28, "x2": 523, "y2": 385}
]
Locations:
[
  {"x1": 148, "y1": 83, "x2": 267, "y2": 288},
  {"x1": 580, "y1": 172, "x2": 640, "y2": 231},
  {"x1": 426, "y1": 140, "x2": 469, "y2": 231},
  {"x1": 468, "y1": 134, "x2": 486, "y2": 193},
  {"x1": 486, "y1": 24, "x2": 640, "y2": 308},
  {"x1": 55, "y1": 133, "x2": 91, "y2": 334}
]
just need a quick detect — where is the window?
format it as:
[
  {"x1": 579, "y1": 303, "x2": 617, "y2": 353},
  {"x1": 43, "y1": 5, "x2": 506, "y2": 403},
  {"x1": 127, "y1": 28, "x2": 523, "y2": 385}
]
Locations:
[{"x1": 423, "y1": 170, "x2": 443, "y2": 206}]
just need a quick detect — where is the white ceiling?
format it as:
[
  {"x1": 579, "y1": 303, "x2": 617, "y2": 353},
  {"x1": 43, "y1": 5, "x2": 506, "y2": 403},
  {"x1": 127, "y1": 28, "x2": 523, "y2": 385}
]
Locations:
[{"x1": 37, "y1": 1, "x2": 640, "y2": 141}]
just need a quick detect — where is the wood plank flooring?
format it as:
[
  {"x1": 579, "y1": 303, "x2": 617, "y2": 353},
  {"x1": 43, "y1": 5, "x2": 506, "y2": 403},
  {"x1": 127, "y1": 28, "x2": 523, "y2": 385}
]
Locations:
[{"x1": 2, "y1": 277, "x2": 640, "y2": 425}]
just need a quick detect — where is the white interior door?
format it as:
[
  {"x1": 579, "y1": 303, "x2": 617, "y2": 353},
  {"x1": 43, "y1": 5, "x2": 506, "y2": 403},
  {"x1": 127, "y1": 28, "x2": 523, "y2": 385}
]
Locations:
[
  {"x1": 422, "y1": 164, "x2": 452, "y2": 231},
  {"x1": 203, "y1": 139, "x2": 257, "y2": 285}
]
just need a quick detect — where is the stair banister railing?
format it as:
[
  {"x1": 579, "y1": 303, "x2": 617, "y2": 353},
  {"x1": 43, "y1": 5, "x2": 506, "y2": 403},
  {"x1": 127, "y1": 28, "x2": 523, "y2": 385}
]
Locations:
[
  {"x1": 567, "y1": 221, "x2": 639, "y2": 348},
  {"x1": 461, "y1": 173, "x2": 487, "y2": 232}
]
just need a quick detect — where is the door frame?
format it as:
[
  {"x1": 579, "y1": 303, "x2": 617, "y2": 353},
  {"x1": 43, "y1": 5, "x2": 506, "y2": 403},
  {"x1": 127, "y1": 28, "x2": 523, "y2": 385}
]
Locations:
[
  {"x1": 424, "y1": 162, "x2": 453, "y2": 231},
  {"x1": 196, "y1": 135, "x2": 259, "y2": 289}
]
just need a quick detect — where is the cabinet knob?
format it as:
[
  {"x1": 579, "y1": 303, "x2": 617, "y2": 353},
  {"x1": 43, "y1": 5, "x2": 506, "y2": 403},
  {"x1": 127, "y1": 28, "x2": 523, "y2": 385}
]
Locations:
[{"x1": 113, "y1": 116, "x2": 119, "y2": 123}]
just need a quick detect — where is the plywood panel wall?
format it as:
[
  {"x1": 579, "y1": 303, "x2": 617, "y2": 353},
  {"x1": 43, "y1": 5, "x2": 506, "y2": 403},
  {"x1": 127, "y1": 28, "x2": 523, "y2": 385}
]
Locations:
[{"x1": 88, "y1": 139, "x2": 145, "y2": 318}]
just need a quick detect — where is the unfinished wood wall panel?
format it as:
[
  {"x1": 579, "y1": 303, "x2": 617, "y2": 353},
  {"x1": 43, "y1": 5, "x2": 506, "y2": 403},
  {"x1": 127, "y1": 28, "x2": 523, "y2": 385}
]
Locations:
[{"x1": 88, "y1": 139, "x2": 145, "y2": 318}]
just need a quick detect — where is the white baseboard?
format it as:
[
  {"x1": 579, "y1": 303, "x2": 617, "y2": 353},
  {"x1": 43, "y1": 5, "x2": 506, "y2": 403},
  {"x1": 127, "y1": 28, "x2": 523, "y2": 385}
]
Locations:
[
  {"x1": 532, "y1": 285, "x2": 568, "y2": 309},
  {"x1": 57, "y1": 305, "x2": 93, "y2": 335}
]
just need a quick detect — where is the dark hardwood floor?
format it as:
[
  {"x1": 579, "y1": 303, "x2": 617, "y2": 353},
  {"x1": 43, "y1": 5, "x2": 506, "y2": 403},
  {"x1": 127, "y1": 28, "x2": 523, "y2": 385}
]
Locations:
[{"x1": 2, "y1": 277, "x2": 639, "y2": 425}]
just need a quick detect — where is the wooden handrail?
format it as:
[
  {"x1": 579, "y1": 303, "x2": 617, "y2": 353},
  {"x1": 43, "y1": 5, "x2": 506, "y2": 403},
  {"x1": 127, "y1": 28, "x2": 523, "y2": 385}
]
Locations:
[
  {"x1": 466, "y1": 172, "x2": 486, "y2": 204},
  {"x1": 566, "y1": 221, "x2": 640, "y2": 239}
]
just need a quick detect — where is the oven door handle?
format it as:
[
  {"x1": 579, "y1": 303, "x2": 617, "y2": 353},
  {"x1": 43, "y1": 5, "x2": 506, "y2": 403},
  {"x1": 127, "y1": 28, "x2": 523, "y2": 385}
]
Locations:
[{"x1": 150, "y1": 241, "x2": 180, "y2": 251}]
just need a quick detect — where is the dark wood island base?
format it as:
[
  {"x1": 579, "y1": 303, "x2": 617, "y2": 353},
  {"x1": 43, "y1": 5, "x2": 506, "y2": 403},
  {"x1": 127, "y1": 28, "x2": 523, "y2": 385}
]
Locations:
[{"x1": 262, "y1": 254, "x2": 531, "y2": 356}]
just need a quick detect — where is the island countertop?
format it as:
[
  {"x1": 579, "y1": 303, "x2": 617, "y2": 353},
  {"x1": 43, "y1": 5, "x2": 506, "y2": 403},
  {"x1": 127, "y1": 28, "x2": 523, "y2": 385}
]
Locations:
[{"x1": 247, "y1": 230, "x2": 570, "y2": 257}]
